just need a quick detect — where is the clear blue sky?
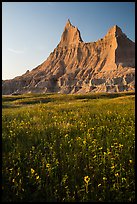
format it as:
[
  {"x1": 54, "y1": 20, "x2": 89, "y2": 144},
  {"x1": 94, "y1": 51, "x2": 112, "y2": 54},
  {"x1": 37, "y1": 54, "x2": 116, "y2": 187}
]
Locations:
[{"x1": 2, "y1": 2, "x2": 135, "y2": 80}]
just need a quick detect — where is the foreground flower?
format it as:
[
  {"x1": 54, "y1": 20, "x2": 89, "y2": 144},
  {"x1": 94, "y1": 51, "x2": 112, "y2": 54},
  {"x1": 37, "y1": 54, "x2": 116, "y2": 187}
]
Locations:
[
  {"x1": 84, "y1": 176, "x2": 90, "y2": 193},
  {"x1": 36, "y1": 175, "x2": 40, "y2": 180},
  {"x1": 46, "y1": 163, "x2": 50, "y2": 168},
  {"x1": 111, "y1": 165, "x2": 115, "y2": 170},
  {"x1": 115, "y1": 173, "x2": 119, "y2": 177},
  {"x1": 103, "y1": 177, "x2": 107, "y2": 181},
  {"x1": 31, "y1": 168, "x2": 35, "y2": 174},
  {"x1": 84, "y1": 176, "x2": 90, "y2": 184}
]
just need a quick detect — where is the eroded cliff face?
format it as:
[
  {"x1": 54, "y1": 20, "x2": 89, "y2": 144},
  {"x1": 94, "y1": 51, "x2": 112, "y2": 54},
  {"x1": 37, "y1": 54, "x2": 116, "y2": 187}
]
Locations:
[{"x1": 2, "y1": 20, "x2": 135, "y2": 95}]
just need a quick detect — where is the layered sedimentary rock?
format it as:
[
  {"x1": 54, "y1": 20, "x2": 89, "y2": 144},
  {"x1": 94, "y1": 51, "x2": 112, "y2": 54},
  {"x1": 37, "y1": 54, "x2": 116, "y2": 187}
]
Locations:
[{"x1": 2, "y1": 19, "x2": 135, "y2": 94}]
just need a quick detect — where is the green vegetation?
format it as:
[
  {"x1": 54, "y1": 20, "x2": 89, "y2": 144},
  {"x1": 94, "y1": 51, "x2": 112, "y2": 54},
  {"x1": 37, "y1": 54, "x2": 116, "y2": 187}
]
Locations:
[{"x1": 2, "y1": 92, "x2": 135, "y2": 202}]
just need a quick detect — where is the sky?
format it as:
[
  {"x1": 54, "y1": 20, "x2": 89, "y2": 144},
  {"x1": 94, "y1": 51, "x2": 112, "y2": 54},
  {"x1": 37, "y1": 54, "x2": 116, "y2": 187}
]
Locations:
[{"x1": 2, "y1": 2, "x2": 135, "y2": 80}]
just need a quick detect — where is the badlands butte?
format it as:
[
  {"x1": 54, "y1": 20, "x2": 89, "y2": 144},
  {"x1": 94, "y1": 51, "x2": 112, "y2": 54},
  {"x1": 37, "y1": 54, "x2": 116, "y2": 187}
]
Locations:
[{"x1": 2, "y1": 20, "x2": 135, "y2": 95}]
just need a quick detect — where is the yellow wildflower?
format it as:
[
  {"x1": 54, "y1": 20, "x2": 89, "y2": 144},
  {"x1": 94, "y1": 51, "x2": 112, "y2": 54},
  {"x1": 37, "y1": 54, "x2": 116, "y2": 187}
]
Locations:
[
  {"x1": 111, "y1": 165, "x2": 115, "y2": 170},
  {"x1": 115, "y1": 173, "x2": 119, "y2": 177},
  {"x1": 84, "y1": 176, "x2": 90, "y2": 184},
  {"x1": 99, "y1": 147, "x2": 103, "y2": 150},
  {"x1": 83, "y1": 140, "x2": 86, "y2": 145},
  {"x1": 36, "y1": 175, "x2": 39, "y2": 180},
  {"x1": 129, "y1": 160, "x2": 132, "y2": 164},
  {"x1": 122, "y1": 177, "x2": 126, "y2": 182},
  {"x1": 93, "y1": 155, "x2": 96, "y2": 159},
  {"x1": 119, "y1": 144, "x2": 123, "y2": 148},
  {"x1": 46, "y1": 163, "x2": 50, "y2": 168},
  {"x1": 31, "y1": 168, "x2": 35, "y2": 174},
  {"x1": 103, "y1": 177, "x2": 107, "y2": 181}
]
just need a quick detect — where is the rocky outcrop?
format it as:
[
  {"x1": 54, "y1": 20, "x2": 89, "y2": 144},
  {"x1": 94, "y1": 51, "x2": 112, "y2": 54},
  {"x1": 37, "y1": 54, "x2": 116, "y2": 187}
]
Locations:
[{"x1": 2, "y1": 20, "x2": 135, "y2": 95}]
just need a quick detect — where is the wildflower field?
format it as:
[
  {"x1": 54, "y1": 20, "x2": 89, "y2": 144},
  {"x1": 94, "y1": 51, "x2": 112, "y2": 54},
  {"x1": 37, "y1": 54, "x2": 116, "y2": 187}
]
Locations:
[{"x1": 2, "y1": 92, "x2": 135, "y2": 202}]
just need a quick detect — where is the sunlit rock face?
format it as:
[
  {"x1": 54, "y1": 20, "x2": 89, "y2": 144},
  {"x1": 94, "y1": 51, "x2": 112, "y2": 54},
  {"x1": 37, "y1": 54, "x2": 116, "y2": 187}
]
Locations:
[{"x1": 2, "y1": 20, "x2": 135, "y2": 95}]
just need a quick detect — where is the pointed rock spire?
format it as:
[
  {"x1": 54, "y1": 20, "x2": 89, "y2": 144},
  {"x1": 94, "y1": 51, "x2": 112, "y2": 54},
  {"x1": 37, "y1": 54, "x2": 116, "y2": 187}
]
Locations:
[
  {"x1": 106, "y1": 24, "x2": 126, "y2": 38},
  {"x1": 66, "y1": 19, "x2": 72, "y2": 27},
  {"x1": 59, "y1": 19, "x2": 83, "y2": 46}
]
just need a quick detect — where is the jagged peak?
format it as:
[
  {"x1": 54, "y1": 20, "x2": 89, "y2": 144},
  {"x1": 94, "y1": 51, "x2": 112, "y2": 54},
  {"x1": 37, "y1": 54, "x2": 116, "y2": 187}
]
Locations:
[
  {"x1": 64, "y1": 19, "x2": 76, "y2": 30},
  {"x1": 59, "y1": 20, "x2": 83, "y2": 46},
  {"x1": 66, "y1": 19, "x2": 72, "y2": 27},
  {"x1": 106, "y1": 24, "x2": 126, "y2": 38}
]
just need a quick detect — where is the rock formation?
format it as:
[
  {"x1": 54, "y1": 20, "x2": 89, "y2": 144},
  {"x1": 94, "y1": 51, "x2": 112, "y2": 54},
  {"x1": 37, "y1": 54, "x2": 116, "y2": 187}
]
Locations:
[{"x1": 2, "y1": 19, "x2": 135, "y2": 95}]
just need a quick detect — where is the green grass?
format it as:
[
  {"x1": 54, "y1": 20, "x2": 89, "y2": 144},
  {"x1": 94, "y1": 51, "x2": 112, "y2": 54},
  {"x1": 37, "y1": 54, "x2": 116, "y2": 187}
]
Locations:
[{"x1": 2, "y1": 92, "x2": 135, "y2": 202}]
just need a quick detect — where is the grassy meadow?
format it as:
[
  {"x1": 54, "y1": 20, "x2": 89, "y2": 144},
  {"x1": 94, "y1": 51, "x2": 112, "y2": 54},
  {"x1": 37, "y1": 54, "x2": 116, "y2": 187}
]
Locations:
[{"x1": 2, "y1": 92, "x2": 135, "y2": 202}]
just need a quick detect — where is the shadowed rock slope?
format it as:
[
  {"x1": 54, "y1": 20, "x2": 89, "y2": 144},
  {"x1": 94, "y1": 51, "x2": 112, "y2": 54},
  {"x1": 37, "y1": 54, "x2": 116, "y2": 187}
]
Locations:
[{"x1": 2, "y1": 19, "x2": 135, "y2": 94}]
